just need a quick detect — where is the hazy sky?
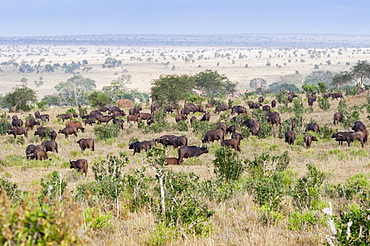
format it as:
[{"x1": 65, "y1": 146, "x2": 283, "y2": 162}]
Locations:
[{"x1": 0, "y1": 0, "x2": 369, "y2": 36}]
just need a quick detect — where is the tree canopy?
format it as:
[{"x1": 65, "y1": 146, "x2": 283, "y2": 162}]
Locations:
[
  {"x1": 350, "y1": 60, "x2": 370, "y2": 88},
  {"x1": 194, "y1": 69, "x2": 236, "y2": 97},
  {"x1": 304, "y1": 70, "x2": 333, "y2": 86},
  {"x1": 151, "y1": 74, "x2": 195, "y2": 105},
  {"x1": 331, "y1": 71, "x2": 353, "y2": 88},
  {"x1": 3, "y1": 86, "x2": 37, "y2": 112},
  {"x1": 55, "y1": 75, "x2": 96, "y2": 106}
]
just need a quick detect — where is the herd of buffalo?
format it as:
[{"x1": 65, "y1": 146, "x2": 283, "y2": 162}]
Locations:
[{"x1": 4, "y1": 90, "x2": 367, "y2": 176}]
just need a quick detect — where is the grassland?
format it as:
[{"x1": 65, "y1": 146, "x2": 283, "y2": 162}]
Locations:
[{"x1": 0, "y1": 90, "x2": 369, "y2": 245}]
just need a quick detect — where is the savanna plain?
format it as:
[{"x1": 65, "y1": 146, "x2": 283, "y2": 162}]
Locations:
[{"x1": 0, "y1": 40, "x2": 369, "y2": 245}]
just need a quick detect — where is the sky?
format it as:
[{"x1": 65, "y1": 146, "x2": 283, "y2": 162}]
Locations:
[{"x1": 0, "y1": 0, "x2": 369, "y2": 36}]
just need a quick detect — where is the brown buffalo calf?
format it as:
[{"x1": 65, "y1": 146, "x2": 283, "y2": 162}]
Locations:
[
  {"x1": 165, "y1": 158, "x2": 180, "y2": 165},
  {"x1": 70, "y1": 159, "x2": 88, "y2": 176}
]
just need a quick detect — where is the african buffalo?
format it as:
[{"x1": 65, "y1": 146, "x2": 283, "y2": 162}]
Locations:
[
  {"x1": 70, "y1": 159, "x2": 88, "y2": 176},
  {"x1": 231, "y1": 132, "x2": 244, "y2": 142},
  {"x1": 155, "y1": 135, "x2": 188, "y2": 148},
  {"x1": 214, "y1": 103, "x2": 231, "y2": 114},
  {"x1": 333, "y1": 131, "x2": 365, "y2": 147},
  {"x1": 165, "y1": 158, "x2": 180, "y2": 165},
  {"x1": 7, "y1": 127, "x2": 28, "y2": 138},
  {"x1": 304, "y1": 135, "x2": 318, "y2": 149},
  {"x1": 331, "y1": 92, "x2": 344, "y2": 100},
  {"x1": 41, "y1": 140, "x2": 58, "y2": 153},
  {"x1": 308, "y1": 97, "x2": 315, "y2": 106},
  {"x1": 202, "y1": 128, "x2": 225, "y2": 143},
  {"x1": 333, "y1": 112, "x2": 344, "y2": 125},
  {"x1": 226, "y1": 125, "x2": 236, "y2": 134},
  {"x1": 95, "y1": 114, "x2": 114, "y2": 124},
  {"x1": 57, "y1": 113, "x2": 74, "y2": 122},
  {"x1": 25, "y1": 119, "x2": 40, "y2": 130},
  {"x1": 58, "y1": 126, "x2": 78, "y2": 138},
  {"x1": 66, "y1": 121, "x2": 85, "y2": 132},
  {"x1": 242, "y1": 119, "x2": 261, "y2": 136},
  {"x1": 221, "y1": 139, "x2": 241, "y2": 152},
  {"x1": 178, "y1": 146, "x2": 208, "y2": 164},
  {"x1": 127, "y1": 115, "x2": 139, "y2": 123},
  {"x1": 34, "y1": 145, "x2": 48, "y2": 160},
  {"x1": 26, "y1": 144, "x2": 37, "y2": 159},
  {"x1": 216, "y1": 122, "x2": 227, "y2": 135},
  {"x1": 77, "y1": 138, "x2": 95, "y2": 151},
  {"x1": 231, "y1": 106, "x2": 247, "y2": 115},
  {"x1": 129, "y1": 107, "x2": 142, "y2": 116},
  {"x1": 258, "y1": 96, "x2": 264, "y2": 103},
  {"x1": 139, "y1": 113, "x2": 152, "y2": 121},
  {"x1": 200, "y1": 112, "x2": 211, "y2": 121},
  {"x1": 306, "y1": 123, "x2": 320, "y2": 133},
  {"x1": 11, "y1": 116, "x2": 23, "y2": 128},
  {"x1": 285, "y1": 130, "x2": 296, "y2": 145},
  {"x1": 112, "y1": 118, "x2": 125, "y2": 129},
  {"x1": 271, "y1": 100, "x2": 277, "y2": 108},
  {"x1": 175, "y1": 115, "x2": 187, "y2": 122},
  {"x1": 129, "y1": 140, "x2": 155, "y2": 155},
  {"x1": 262, "y1": 105, "x2": 271, "y2": 112},
  {"x1": 84, "y1": 119, "x2": 96, "y2": 126}
]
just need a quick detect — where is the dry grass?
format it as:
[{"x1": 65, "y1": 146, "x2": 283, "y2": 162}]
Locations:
[
  {"x1": 1, "y1": 45, "x2": 369, "y2": 99},
  {"x1": 0, "y1": 92, "x2": 370, "y2": 245}
]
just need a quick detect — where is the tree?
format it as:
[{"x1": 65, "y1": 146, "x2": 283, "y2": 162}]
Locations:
[
  {"x1": 268, "y1": 82, "x2": 300, "y2": 94},
  {"x1": 42, "y1": 95, "x2": 62, "y2": 106},
  {"x1": 3, "y1": 86, "x2": 37, "y2": 112},
  {"x1": 250, "y1": 78, "x2": 267, "y2": 92},
  {"x1": 194, "y1": 69, "x2": 236, "y2": 97},
  {"x1": 331, "y1": 71, "x2": 353, "y2": 88},
  {"x1": 151, "y1": 74, "x2": 195, "y2": 105},
  {"x1": 350, "y1": 60, "x2": 370, "y2": 88},
  {"x1": 304, "y1": 70, "x2": 333, "y2": 86},
  {"x1": 55, "y1": 75, "x2": 96, "y2": 106},
  {"x1": 88, "y1": 91, "x2": 113, "y2": 107}
]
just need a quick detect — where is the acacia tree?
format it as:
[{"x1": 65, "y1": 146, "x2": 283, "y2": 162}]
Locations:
[
  {"x1": 194, "y1": 69, "x2": 236, "y2": 97},
  {"x1": 55, "y1": 75, "x2": 96, "y2": 106},
  {"x1": 3, "y1": 86, "x2": 37, "y2": 112},
  {"x1": 151, "y1": 74, "x2": 195, "y2": 105},
  {"x1": 331, "y1": 71, "x2": 353, "y2": 88},
  {"x1": 350, "y1": 60, "x2": 370, "y2": 88},
  {"x1": 250, "y1": 78, "x2": 267, "y2": 93}
]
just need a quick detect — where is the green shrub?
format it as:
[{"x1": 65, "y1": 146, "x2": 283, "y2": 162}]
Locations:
[
  {"x1": 0, "y1": 113, "x2": 10, "y2": 135},
  {"x1": 291, "y1": 164, "x2": 326, "y2": 211},
  {"x1": 94, "y1": 124, "x2": 121, "y2": 140},
  {"x1": 192, "y1": 121, "x2": 215, "y2": 136},
  {"x1": 0, "y1": 178, "x2": 24, "y2": 202},
  {"x1": 0, "y1": 194, "x2": 89, "y2": 245},
  {"x1": 39, "y1": 171, "x2": 67, "y2": 205},
  {"x1": 213, "y1": 147, "x2": 244, "y2": 182},
  {"x1": 83, "y1": 207, "x2": 113, "y2": 230},
  {"x1": 287, "y1": 211, "x2": 322, "y2": 231},
  {"x1": 318, "y1": 97, "x2": 331, "y2": 111},
  {"x1": 334, "y1": 203, "x2": 370, "y2": 245},
  {"x1": 173, "y1": 120, "x2": 188, "y2": 132}
]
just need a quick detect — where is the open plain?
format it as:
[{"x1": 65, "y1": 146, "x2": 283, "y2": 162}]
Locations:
[{"x1": 0, "y1": 34, "x2": 370, "y2": 245}]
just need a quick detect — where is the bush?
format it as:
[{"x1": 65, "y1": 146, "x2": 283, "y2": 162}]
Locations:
[
  {"x1": 213, "y1": 147, "x2": 245, "y2": 182},
  {"x1": 287, "y1": 211, "x2": 323, "y2": 231},
  {"x1": 0, "y1": 178, "x2": 24, "y2": 202},
  {"x1": 173, "y1": 120, "x2": 188, "y2": 132},
  {"x1": 39, "y1": 171, "x2": 67, "y2": 205},
  {"x1": 318, "y1": 97, "x2": 331, "y2": 111},
  {"x1": 0, "y1": 113, "x2": 9, "y2": 135},
  {"x1": 0, "y1": 193, "x2": 89, "y2": 245},
  {"x1": 291, "y1": 164, "x2": 326, "y2": 211},
  {"x1": 94, "y1": 124, "x2": 121, "y2": 140}
]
